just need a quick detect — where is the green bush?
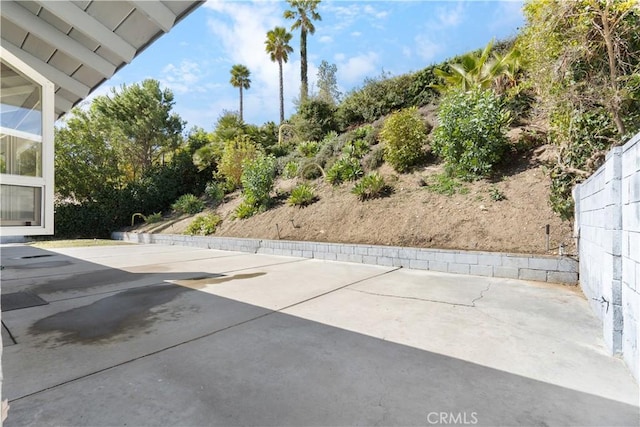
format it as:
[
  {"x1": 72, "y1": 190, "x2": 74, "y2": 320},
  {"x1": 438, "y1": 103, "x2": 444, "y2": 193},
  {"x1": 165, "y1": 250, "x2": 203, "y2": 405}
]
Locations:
[
  {"x1": 283, "y1": 161, "x2": 299, "y2": 179},
  {"x1": 336, "y1": 73, "x2": 417, "y2": 129},
  {"x1": 433, "y1": 89, "x2": 511, "y2": 180},
  {"x1": 145, "y1": 212, "x2": 163, "y2": 223},
  {"x1": 362, "y1": 146, "x2": 385, "y2": 171},
  {"x1": 241, "y1": 154, "x2": 277, "y2": 209},
  {"x1": 234, "y1": 198, "x2": 259, "y2": 219},
  {"x1": 315, "y1": 131, "x2": 341, "y2": 167},
  {"x1": 326, "y1": 156, "x2": 363, "y2": 185},
  {"x1": 380, "y1": 107, "x2": 429, "y2": 173},
  {"x1": 288, "y1": 184, "x2": 317, "y2": 207},
  {"x1": 342, "y1": 138, "x2": 370, "y2": 159},
  {"x1": 299, "y1": 160, "x2": 324, "y2": 180},
  {"x1": 185, "y1": 213, "x2": 222, "y2": 235},
  {"x1": 352, "y1": 172, "x2": 390, "y2": 200},
  {"x1": 292, "y1": 98, "x2": 338, "y2": 142},
  {"x1": 218, "y1": 135, "x2": 259, "y2": 189},
  {"x1": 204, "y1": 181, "x2": 225, "y2": 204},
  {"x1": 298, "y1": 141, "x2": 319, "y2": 157},
  {"x1": 172, "y1": 194, "x2": 205, "y2": 215}
]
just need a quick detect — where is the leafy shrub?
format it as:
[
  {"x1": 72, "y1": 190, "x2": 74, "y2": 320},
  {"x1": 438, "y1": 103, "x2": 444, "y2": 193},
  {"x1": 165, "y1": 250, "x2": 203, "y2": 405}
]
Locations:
[
  {"x1": 336, "y1": 73, "x2": 417, "y2": 129},
  {"x1": 185, "y1": 213, "x2": 222, "y2": 235},
  {"x1": 352, "y1": 172, "x2": 391, "y2": 200},
  {"x1": 283, "y1": 161, "x2": 299, "y2": 179},
  {"x1": 145, "y1": 212, "x2": 163, "y2": 223},
  {"x1": 380, "y1": 107, "x2": 429, "y2": 172},
  {"x1": 241, "y1": 154, "x2": 277, "y2": 209},
  {"x1": 326, "y1": 156, "x2": 363, "y2": 185},
  {"x1": 362, "y1": 146, "x2": 385, "y2": 171},
  {"x1": 288, "y1": 184, "x2": 317, "y2": 207},
  {"x1": 299, "y1": 160, "x2": 324, "y2": 180},
  {"x1": 218, "y1": 135, "x2": 259, "y2": 188},
  {"x1": 298, "y1": 141, "x2": 319, "y2": 157},
  {"x1": 548, "y1": 108, "x2": 617, "y2": 220},
  {"x1": 315, "y1": 131, "x2": 341, "y2": 167},
  {"x1": 342, "y1": 138, "x2": 370, "y2": 159},
  {"x1": 204, "y1": 181, "x2": 225, "y2": 204},
  {"x1": 292, "y1": 98, "x2": 338, "y2": 142},
  {"x1": 234, "y1": 198, "x2": 259, "y2": 219},
  {"x1": 172, "y1": 194, "x2": 205, "y2": 215},
  {"x1": 433, "y1": 89, "x2": 511, "y2": 180}
]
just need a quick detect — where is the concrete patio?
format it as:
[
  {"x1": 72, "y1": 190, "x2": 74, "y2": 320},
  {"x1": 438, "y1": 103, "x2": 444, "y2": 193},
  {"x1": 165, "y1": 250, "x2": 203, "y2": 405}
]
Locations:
[{"x1": 1, "y1": 242, "x2": 638, "y2": 426}]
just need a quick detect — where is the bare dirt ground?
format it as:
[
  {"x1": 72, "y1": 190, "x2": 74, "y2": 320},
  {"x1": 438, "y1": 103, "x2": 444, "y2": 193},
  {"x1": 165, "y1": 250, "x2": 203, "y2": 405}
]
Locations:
[{"x1": 132, "y1": 144, "x2": 575, "y2": 256}]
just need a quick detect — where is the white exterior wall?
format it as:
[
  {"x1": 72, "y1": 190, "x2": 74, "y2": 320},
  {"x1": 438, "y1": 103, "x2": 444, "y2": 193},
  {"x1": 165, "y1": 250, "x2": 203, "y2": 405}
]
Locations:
[{"x1": 574, "y1": 132, "x2": 640, "y2": 381}]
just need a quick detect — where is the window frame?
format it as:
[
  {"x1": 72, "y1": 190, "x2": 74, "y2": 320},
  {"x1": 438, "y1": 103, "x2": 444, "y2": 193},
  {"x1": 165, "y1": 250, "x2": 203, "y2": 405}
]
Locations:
[{"x1": 1, "y1": 46, "x2": 54, "y2": 236}]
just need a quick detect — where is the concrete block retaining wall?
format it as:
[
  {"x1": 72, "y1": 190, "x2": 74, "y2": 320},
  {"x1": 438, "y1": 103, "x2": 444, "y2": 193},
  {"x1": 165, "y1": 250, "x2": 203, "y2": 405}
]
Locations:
[
  {"x1": 574, "y1": 131, "x2": 640, "y2": 381},
  {"x1": 112, "y1": 232, "x2": 578, "y2": 285}
]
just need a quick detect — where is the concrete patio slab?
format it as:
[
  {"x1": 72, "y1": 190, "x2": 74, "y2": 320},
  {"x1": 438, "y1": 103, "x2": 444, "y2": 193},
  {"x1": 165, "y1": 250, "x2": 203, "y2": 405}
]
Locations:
[{"x1": 1, "y1": 243, "x2": 638, "y2": 426}]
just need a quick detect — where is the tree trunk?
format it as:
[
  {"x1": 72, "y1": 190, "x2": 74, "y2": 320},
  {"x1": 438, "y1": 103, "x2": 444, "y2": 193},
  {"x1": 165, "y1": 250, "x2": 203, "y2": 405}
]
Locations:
[
  {"x1": 279, "y1": 59, "x2": 285, "y2": 124},
  {"x1": 239, "y1": 86, "x2": 243, "y2": 122},
  {"x1": 300, "y1": 28, "x2": 308, "y2": 102},
  {"x1": 600, "y1": 0, "x2": 626, "y2": 136}
]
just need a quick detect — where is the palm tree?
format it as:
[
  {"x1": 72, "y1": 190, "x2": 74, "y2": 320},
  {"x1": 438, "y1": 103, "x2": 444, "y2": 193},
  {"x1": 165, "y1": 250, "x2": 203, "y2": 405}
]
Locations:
[
  {"x1": 284, "y1": 0, "x2": 321, "y2": 102},
  {"x1": 265, "y1": 26, "x2": 293, "y2": 124},
  {"x1": 229, "y1": 64, "x2": 251, "y2": 122},
  {"x1": 433, "y1": 40, "x2": 521, "y2": 94}
]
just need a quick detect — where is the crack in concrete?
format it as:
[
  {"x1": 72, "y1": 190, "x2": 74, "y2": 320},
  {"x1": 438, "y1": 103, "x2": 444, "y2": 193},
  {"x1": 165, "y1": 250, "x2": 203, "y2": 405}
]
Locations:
[
  {"x1": 471, "y1": 282, "x2": 492, "y2": 307},
  {"x1": 348, "y1": 282, "x2": 493, "y2": 308}
]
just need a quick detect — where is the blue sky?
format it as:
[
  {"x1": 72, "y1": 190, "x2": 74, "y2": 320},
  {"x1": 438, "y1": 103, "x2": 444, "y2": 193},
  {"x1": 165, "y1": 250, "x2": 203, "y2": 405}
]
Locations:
[{"x1": 90, "y1": 0, "x2": 525, "y2": 131}]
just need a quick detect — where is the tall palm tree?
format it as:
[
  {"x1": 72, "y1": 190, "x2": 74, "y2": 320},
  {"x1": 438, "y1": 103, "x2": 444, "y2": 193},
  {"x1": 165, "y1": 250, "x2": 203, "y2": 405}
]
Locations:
[
  {"x1": 284, "y1": 0, "x2": 321, "y2": 102},
  {"x1": 265, "y1": 26, "x2": 293, "y2": 124},
  {"x1": 229, "y1": 64, "x2": 251, "y2": 122}
]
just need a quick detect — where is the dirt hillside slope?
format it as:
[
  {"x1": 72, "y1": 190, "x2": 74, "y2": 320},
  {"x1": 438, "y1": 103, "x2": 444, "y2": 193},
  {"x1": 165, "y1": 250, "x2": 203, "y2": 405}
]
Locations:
[{"x1": 134, "y1": 146, "x2": 574, "y2": 256}]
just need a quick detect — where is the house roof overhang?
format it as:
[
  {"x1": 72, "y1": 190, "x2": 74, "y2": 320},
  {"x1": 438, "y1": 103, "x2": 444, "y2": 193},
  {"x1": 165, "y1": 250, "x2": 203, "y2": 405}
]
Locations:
[{"x1": 1, "y1": 0, "x2": 204, "y2": 119}]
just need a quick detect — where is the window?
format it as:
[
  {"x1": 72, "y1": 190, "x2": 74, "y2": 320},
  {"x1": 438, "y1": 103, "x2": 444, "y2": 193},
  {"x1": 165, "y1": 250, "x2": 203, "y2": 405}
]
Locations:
[{"x1": 0, "y1": 49, "x2": 54, "y2": 235}]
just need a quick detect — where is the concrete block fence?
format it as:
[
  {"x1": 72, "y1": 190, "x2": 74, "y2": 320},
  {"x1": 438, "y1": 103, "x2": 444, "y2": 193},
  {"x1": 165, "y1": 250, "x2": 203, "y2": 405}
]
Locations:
[
  {"x1": 112, "y1": 232, "x2": 578, "y2": 285},
  {"x1": 573, "y1": 131, "x2": 640, "y2": 381}
]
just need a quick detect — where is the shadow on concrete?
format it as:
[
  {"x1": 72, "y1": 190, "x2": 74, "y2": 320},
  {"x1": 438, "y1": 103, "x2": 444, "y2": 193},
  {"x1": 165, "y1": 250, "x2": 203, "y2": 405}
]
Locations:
[{"x1": 1, "y1": 245, "x2": 638, "y2": 426}]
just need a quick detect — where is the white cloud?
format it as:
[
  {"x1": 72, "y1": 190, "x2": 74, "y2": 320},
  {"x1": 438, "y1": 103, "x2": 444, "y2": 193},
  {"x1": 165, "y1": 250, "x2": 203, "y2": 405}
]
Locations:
[
  {"x1": 203, "y1": 0, "x2": 302, "y2": 123},
  {"x1": 334, "y1": 53, "x2": 346, "y2": 62},
  {"x1": 350, "y1": 31, "x2": 362, "y2": 37},
  {"x1": 437, "y1": 3, "x2": 464, "y2": 27},
  {"x1": 363, "y1": 4, "x2": 388, "y2": 19},
  {"x1": 160, "y1": 60, "x2": 205, "y2": 95},
  {"x1": 414, "y1": 35, "x2": 443, "y2": 63},
  {"x1": 319, "y1": 35, "x2": 333, "y2": 44},
  {"x1": 337, "y1": 51, "x2": 379, "y2": 85}
]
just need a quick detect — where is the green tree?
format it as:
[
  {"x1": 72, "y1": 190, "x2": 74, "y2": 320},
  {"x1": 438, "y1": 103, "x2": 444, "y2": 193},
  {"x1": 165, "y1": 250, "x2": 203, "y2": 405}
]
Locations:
[
  {"x1": 54, "y1": 106, "x2": 121, "y2": 201},
  {"x1": 317, "y1": 60, "x2": 340, "y2": 104},
  {"x1": 284, "y1": 0, "x2": 321, "y2": 102},
  {"x1": 265, "y1": 26, "x2": 294, "y2": 124},
  {"x1": 93, "y1": 79, "x2": 185, "y2": 179},
  {"x1": 519, "y1": 0, "x2": 640, "y2": 217},
  {"x1": 229, "y1": 64, "x2": 251, "y2": 122}
]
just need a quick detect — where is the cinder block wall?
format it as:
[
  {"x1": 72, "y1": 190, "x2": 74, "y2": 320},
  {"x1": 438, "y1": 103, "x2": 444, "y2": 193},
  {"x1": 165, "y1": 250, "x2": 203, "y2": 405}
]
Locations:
[
  {"x1": 574, "y1": 132, "x2": 640, "y2": 381},
  {"x1": 112, "y1": 232, "x2": 578, "y2": 285}
]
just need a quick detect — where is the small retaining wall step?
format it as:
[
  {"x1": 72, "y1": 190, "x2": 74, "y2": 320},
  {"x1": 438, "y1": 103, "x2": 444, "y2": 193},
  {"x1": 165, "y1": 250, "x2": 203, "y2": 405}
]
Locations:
[{"x1": 112, "y1": 232, "x2": 579, "y2": 285}]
